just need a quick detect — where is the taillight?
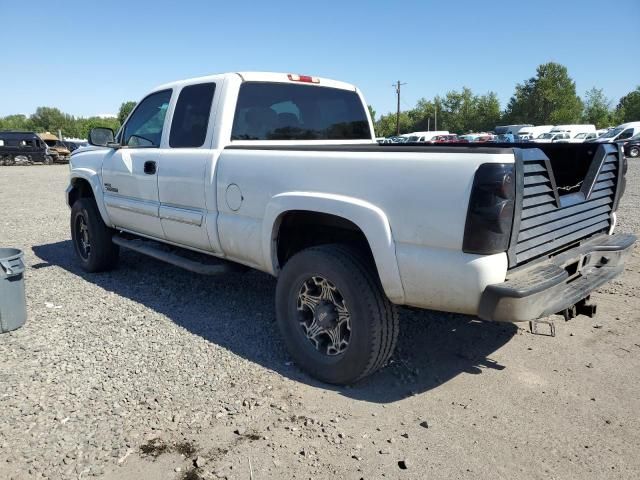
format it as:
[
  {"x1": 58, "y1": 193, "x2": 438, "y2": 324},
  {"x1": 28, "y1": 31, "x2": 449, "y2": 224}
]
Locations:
[
  {"x1": 287, "y1": 74, "x2": 320, "y2": 84},
  {"x1": 463, "y1": 163, "x2": 515, "y2": 255}
]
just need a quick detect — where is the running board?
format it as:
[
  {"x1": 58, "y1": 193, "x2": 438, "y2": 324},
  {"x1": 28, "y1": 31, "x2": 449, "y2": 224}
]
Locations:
[{"x1": 112, "y1": 235, "x2": 238, "y2": 275}]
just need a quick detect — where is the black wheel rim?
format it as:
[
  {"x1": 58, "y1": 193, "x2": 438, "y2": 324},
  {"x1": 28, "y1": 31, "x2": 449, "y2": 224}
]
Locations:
[
  {"x1": 74, "y1": 214, "x2": 91, "y2": 260},
  {"x1": 296, "y1": 276, "x2": 351, "y2": 356}
]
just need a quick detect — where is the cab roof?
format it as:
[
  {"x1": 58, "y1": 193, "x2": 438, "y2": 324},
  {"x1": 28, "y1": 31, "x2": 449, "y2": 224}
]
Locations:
[{"x1": 152, "y1": 72, "x2": 358, "y2": 94}]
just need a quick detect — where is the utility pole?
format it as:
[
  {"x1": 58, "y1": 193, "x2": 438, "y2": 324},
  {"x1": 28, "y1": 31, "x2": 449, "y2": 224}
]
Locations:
[
  {"x1": 393, "y1": 81, "x2": 407, "y2": 136},
  {"x1": 434, "y1": 99, "x2": 438, "y2": 131}
]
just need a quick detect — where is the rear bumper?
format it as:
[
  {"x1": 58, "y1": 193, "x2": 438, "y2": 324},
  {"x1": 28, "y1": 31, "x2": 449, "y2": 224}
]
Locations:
[{"x1": 478, "y1": 233, "x2": 636, "y2": 322}]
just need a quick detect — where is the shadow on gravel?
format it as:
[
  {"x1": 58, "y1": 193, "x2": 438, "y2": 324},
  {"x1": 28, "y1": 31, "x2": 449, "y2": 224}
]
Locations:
[{"x1": 33, "y1": 241, "x2": 517, "y2": 403}]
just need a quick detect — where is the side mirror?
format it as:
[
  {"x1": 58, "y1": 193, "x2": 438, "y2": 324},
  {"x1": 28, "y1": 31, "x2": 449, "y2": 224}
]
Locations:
[{"x1": 88, "y1": 127, "x2": 116, "y2": 147}]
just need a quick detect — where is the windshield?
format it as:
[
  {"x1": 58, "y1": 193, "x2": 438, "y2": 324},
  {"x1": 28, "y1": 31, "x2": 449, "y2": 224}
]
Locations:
[
  {"x1": 407, "y1": 136, "x2": 419, "y2": 142},
  {"x1": 538, "y1": 133, "x2": 554, "y2": 139},
  {"x1": 574, "y1": 133, "x2": 586, "y2": 139},
  {"x1": 600, "y1": 127, "x2": 623, "y2": 139}
]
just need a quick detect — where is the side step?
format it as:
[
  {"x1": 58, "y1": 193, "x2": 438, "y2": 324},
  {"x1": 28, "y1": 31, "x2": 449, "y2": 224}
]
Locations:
[{"x1": 112, "y1": 235, "x2": 239, "y2": 275}]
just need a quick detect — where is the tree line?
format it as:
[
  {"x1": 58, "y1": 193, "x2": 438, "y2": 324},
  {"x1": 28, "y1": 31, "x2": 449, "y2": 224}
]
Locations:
[
  {"x1": 0, "y1": 102, "x2": 136, "y2": 139},
  {"x1": 373, "y1": 62, "x2": 640, "y2": 137},
  {"x1": 1, "y1": 63, "x2": 639, "y2": 139}
]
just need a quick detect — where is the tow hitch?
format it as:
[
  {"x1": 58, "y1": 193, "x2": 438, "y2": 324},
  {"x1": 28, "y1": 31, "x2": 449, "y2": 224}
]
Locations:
[
  {"x1": 559, "y1": 296, "x2": 598, "y2": 321},
  {"x1": 529, "y1": 296, "x2": 598, "y2": 337}
]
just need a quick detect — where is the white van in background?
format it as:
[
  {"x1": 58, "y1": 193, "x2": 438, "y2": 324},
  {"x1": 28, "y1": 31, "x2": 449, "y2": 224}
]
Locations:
[
  {"x1": 549, "y1": 124, "x2": 596, "y2": 136},
  {"x1": 593, "y1": 122, "x2": 640, "y2": 143},
  {"x1": 517, "y1": 125, "x2": 553, "y2": 141}
]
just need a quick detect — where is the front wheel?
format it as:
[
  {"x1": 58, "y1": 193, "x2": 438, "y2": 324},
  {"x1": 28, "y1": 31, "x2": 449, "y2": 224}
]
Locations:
[
  {"x1": 275, "y1": 244, "x2": 398, "y2": 385},
  {"x1": 70, "y1": 198, "x2": 119, "y2": 272},
  {"x1": 629, "y1": 146, "x2": 639, "y2": 158}
]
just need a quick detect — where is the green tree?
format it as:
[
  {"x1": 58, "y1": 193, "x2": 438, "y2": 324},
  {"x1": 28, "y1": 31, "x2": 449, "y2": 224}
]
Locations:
[
  {"x1": 30, "y1": 107, "x2": 77, "y2": 136},
  {"x1": 118, "y1": 101, "x2": 137, "y2": 124},
  {"x1": 76, "y1": 116, "x2": 120, "y2": 139},
  {"x1": 504, "y1": 62, "x2": 583, "y2": 124},
  {"x1": 406, "y1": 98, "x2": 436, "y2": 132},
  {"x1": 375, "y1": 111, "x2": 412, "y2": 137},
  {"x1": 0, "y1": 114, "x2": 32, "y2": 131},
  {"x1": 472, "y1": 92, "x2": 501, "y2": 132},
  {"x1": 615, "y1": 86, "x2": 640, "y2": 123},
  {"x1": 582, "y1": 87, "x2": 614, "y2": 128}
]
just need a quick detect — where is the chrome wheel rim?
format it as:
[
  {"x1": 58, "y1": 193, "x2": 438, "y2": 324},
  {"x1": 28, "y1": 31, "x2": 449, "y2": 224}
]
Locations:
[
  {"x1": 630, "y1": 147, "x2": 639, "y2": 157},
  {"x1": 75, "y1": 215, "x2": 91, "y2": 260},
  {"x1": 296, "y1": 276, "x2": 351, "y2": 356}
]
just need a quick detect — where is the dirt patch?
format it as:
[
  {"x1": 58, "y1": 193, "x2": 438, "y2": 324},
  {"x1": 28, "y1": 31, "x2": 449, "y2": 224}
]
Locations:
[{"x1": 139, "y1": 438, "x2": 169, "y2": 458}]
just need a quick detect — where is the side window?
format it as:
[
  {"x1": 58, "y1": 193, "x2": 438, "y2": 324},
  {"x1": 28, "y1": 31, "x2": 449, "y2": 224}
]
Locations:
[
  {"x1": 122, "y1": 89, "x2": 172, "y2": 147},
  {"x1": 169, "y1": 83, "x2": 216, "y2": 148}
]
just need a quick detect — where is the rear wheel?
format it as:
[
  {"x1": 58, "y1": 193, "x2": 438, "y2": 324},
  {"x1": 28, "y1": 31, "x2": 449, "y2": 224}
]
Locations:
[
  {"x1": 275, "y1": 244, "x2": 398, "y2": 385},
  {"x1": 70, "y1": 198, "x2": 119, "y2": 272},
  {"x1": 629, "y1": 146, "x2": 639, "y2": 158}
]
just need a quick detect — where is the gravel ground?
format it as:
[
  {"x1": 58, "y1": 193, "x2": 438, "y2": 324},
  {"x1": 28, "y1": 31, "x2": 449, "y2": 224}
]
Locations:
[{"x1": 0, "y1": 162, "x2": 639, "y2": 480}]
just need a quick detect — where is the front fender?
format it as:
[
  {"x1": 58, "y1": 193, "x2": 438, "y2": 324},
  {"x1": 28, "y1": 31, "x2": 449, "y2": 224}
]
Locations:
[
  {"x1": 67, "y1": 168, "x2": 113, "y2": 226},
  {"x1": 263, "y1": 192, "x2": 405, "y2": 304}
]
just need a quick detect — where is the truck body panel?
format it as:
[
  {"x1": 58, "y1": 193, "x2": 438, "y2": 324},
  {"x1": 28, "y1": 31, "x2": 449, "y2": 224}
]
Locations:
[{"x1": 67, "y1": 72, "x2": 634, "y2": 322}]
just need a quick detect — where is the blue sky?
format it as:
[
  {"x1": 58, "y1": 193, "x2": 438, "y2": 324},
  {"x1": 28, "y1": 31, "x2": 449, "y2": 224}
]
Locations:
[{"x1": 1, "y1": 0, "x2": 638, "y2": 118}]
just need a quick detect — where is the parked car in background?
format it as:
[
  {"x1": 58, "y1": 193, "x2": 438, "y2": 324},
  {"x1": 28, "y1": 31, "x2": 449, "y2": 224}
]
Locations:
[
  {"x1": 401, "y1": 131, "x2": 449, "y2": 143},
  {"x1": 62, "y1": 140, "x2": 88, "y2": 152},
  {"x1": 475, "y1": 134, "x2": 494, "y2": 142},
  {"x1": 491, "y1": 133, "x2": 516, "y2": 143},
  {"x1": 38, "y1": 132, "x2": 71, "y2": 163},
  {"x1": 548, "y1": 124, "x2": 596, "y2": 137},
  {"x1": 620, "y1": 132, "x2": 640, "y2": 158},
  {"x1": 533, "y1": 132, "x2": 570, "y2": 143},
  {"x1": 593, "y1": 122, "x2": 640, "y2": 143},
  {"x1": 494, "y1": 124, "x2": 532, "y2": 136},
  {"x1": 516, "y1": 125, "x2": 554, "y2": 141},
  {"x1": 555, "y1": 132, "x2": 599, "y2": 143},
  {"x1": 0, "y1": 131, "x2": 52, "y2": 165},
  {"x1": 432, "y1": 134, "x2": 460, "y2": 143}
]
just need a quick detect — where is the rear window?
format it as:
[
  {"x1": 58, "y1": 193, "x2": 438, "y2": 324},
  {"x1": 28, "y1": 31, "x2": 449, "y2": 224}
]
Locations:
[{"x1": 231, "y1": 82, "x2": 371, "y2": 141}]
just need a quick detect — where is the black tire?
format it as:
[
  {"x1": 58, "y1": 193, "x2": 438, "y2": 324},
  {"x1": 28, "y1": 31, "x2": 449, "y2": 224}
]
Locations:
[
  {"x1": 70, "y1": 197, "x2": 119, "y2": 272},
  {"x1": 629, "y1": 146, "x2": 639, "y2": 158},
  {"x1": 275, "y1": 244, "x2": 398, "y2": 385}
]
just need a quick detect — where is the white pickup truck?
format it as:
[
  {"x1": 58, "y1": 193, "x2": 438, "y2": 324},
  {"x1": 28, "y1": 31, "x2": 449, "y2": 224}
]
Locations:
[{"x1": 67, "y1": 72, "x2": 635, "y2": 384}]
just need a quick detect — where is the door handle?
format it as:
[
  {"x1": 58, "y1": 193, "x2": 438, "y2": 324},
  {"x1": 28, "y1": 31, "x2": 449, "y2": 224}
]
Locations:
[{"x1": 144, "y1": 161, "x2": 157, "y2": 175}]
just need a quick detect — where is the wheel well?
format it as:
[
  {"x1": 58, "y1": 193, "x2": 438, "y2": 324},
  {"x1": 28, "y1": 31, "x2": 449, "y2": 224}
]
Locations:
[
  {"x1": 276, "y1": 210, "x2": 375, "y2": 269},
  {"x1": 68, "y1": 178, "x2": 94, "y2": 207}
]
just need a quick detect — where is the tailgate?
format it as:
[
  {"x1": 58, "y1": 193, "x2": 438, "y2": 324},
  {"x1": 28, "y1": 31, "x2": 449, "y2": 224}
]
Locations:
[{"x1": 508, "y1": 143, "x2": 625, "y2": 268}]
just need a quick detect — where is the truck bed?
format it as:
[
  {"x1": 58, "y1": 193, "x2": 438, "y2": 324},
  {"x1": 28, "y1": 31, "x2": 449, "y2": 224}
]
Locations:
[{"x1": 227, "y1": 141, "x2": 623, "y2": 270}]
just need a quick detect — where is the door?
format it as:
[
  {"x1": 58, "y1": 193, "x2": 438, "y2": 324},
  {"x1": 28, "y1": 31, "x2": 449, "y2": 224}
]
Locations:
[
  {"x1": 102, "y1": 89, "x2": 172, "y2": 239},
  {"x1": 158, "y1": 82, "x2": 218, "y2": 251}
]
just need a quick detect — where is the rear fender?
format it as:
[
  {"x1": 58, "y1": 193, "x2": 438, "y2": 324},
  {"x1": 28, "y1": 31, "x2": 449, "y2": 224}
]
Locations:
[{"x1": 263, "y1": 192, "x2": 405, "y2": 304}]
